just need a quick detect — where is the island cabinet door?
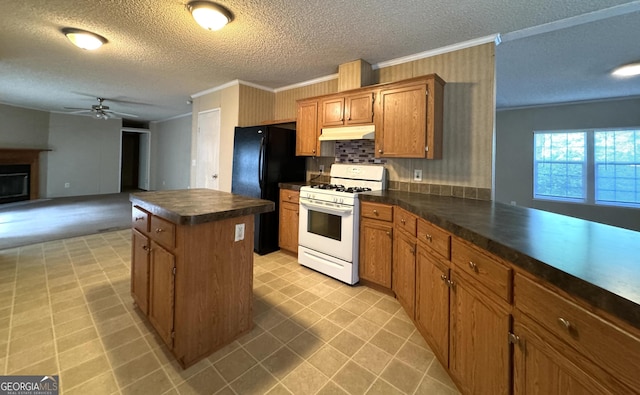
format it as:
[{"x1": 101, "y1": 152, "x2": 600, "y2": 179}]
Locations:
[
  {"x1": 148, "y1": 240, "x2": 176, "y2": 349},
  {"x1": 131, "y1": 229, "x2": 150, "y2": 314},
  {"x1": 449, "y1": 271, "x2": 510, "y2": 395}
]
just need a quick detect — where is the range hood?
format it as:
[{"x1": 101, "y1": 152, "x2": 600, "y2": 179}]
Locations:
[{"x1": 318, "y1": 125, "x2": 375, "y2": 141}]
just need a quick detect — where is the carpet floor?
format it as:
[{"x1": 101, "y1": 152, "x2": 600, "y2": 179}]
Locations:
[{"x1": 0, "y1": 192, "x2": 131, "y2": 250}]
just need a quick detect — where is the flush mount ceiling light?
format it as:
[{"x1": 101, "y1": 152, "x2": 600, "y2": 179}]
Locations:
[
  {"x1": 62, "y1": 28, "x2": 107, "y2": 50},
  {"x1": 187, "y1": 1, "x2": 233, "y2": 31},
  {"x1": 612, "y1": 62, "x2": 640, "y2": 77}
]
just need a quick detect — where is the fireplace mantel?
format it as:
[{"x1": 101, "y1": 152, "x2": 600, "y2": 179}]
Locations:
[{"x1": 0, "y1": 148, "x2": 51, "y2": 201}]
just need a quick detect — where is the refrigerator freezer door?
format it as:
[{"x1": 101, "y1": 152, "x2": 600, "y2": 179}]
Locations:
[{"x1": 231, "y1": 127, "x2": 266, "y2": 199}]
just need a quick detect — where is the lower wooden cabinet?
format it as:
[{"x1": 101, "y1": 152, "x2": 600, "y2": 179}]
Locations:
[
  {"x1": 415, "y1": 244, "x2": 450, "y2": 365},
  {"x1": 393, "y1": 229, "x2": 417, "y2": 319},
  {"x1": 512, "y1": 315, "x2": 612, "y2": 395},
  {"x1": 359, "y1": 218, "x2": 393, "y2": 287},
  {"x1": 278, "y1": 189, "x2": 300, "y2": 253},
  {"x1": 131, "y1": 229, "x2": 150, "y2": 314},
  {"x1": 448, "y1": 270, "x2": 511, "y2": 395},
  {"x1": 148, "y1": 241, "x2": 176, "y2": 348}
]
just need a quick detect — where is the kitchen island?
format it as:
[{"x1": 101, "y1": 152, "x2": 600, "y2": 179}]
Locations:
[{"x1": 129, "y1": 189, "x2": 274, "y2": 368}]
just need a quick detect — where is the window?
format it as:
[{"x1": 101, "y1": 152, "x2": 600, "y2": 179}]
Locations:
[{"x1": 533, "y1": 129, "x2": 640, "y2": 208}]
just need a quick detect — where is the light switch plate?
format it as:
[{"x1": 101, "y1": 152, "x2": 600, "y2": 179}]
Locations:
[
  {"x1": 234, "y1": 223, "x2": 245, "y2": 242},
  {"x1": 413, "y1": 169, "x2": 422, "y2": 182}
]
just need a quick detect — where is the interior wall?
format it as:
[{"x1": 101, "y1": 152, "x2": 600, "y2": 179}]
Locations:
[
  {"x1": 495, "y1": 98, "x2": 640, "y2": 231},
  {"x1": 238, "y1": 85, "x2": 275, "y2": 126},
  {"x1": 191, "y1": 84, "x2": 239, "y2": 192},
  {"x1": 0, "y1": 103, "x2": 51, "y2": 194},
  {"x1": 152, "y1": 115, "x2": 192, "y2": 190},
  {"x1": 46, "y1": 113, "x2": 121, "y2": 197},
  {"x1": 273, "y1": 43, "x2": 496, "y2": 193}
]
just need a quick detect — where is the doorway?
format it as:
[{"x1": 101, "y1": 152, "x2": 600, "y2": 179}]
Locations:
[
  {"x1": 120, "y1": 128, "x2": 151, "y2": 192},
  {"x1": 195, "y1": 109, "x2": 221, "y2": 190}
]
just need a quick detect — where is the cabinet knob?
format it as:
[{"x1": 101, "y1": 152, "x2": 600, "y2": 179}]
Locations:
[
  {"x1": 288, "y1": 195, "x2": 292, "y2": 199},
  {"x1": 142, "y1": 245, "x2": 152, "y2": 252},
  {"x1": 312, "y1": 149, "x2": 316, "y2": 154},
  {"x1": 134, "y1": 216, "x2": 144, "y2": 221},
  {"x1": 401, "y1": 218, "x2": 406, "y2": 224},
  {"x1": 386, "y1": 231, "x2": 390, "y2": 236},
  {"x1": 558, "y1": 317, "x2": 572, "y2": 330},
  {"x1": 373, "y1": 209, "x2": 378, "y2": 214},
  {"x1": 440, "y1": 274, "x2": 447, "y2": 281},
  {"x1": 425, "y1": 234, "x2": 432, "y2": 242},
  {"x1": 468, "y1": 261, "x2": 478, "y2": 271},
  {"x1": 410, "y1": 248, "x2": 415, "y2": 255},
  {"x1": 378, "y1": 149, "x2": 383, "y2": 154},
  {"x1": 155, "y1": 228, "x2": 164, "y2": 233}
]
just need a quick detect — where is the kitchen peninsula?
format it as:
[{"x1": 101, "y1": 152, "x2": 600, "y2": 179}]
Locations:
[{"x1": 129, "y1": 189, "x2": 274, "y2": 368}]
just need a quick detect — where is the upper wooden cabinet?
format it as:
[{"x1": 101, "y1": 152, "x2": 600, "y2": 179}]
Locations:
[
  {"x1": 296, "y1": 99, "x2": 320, "y2": 156},
  {"x1": 375, "y1": 75, "x2": 445, "y2": 159},
  {"x1": 296, "y1": 74, "x2": 445, "y2": 158},
  {"x1": 320, "y1": 92, "x2": 375, "y2": 127}
]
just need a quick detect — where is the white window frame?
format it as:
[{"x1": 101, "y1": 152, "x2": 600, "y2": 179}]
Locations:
[{"x1": 533, "y1": 128, "x2": 640, "y2": 209}]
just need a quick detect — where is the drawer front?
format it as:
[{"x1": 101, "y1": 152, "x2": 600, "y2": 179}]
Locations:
[
  {"x1": 417, "y1": 219, "x2": 451, "y2": 260},
  {"x1": 132, "y1": 206, "x2": 150, "y2": 233},
  {"x1": 361, "y1": 202, "x2": 393, "y2": 222},
  {"x1": 451, "y1": 237, "x2": 511, "y2": 302},
  {"x1": 280, "y1": 189, "x2": 300, "y2": 204},
  {"x1": 394, "y1": 207, "x2": 417, "y2": 237},
  {"x1": 149, "y1": 215, "x2": 176, "y2": 249},
  {"x1": 515, "y1": 274, "x2": 640, "y2": 391}
]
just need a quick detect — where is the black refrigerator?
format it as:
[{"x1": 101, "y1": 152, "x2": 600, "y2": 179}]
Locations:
[{"x1": 231, "y1": 125, "x2": 306, "y2": 255}]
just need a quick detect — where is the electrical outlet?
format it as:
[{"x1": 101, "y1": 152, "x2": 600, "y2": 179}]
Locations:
[
  {"x1": 413, "y1": 169, "x2": 422, "y2": 182},
  {"x1": 234, "y1": 223, "x2": 245, "y2": 241},
  {"x1": 64, "y1": 182, "x2": 70, "y2": 188},
  {"x1": 319, "y1": 165, "x2": 325, "y2": 173}
]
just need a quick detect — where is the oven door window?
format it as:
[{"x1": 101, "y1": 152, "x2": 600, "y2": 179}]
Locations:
[{"x1": 307, "y1": 210, "x2": 342, "y2": 241}]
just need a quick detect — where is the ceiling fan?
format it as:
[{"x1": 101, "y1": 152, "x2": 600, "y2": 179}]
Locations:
[{"x1": 64, "y1": 97, "x2": 138, "y2": 119}]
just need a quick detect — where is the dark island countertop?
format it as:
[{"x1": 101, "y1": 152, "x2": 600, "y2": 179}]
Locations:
[
  {"x1": 359, "y1": 190, "x2": 640, "y2": 328},
  {"x1": 130, "y1": 189, "x2": 274, "y2": 226}
]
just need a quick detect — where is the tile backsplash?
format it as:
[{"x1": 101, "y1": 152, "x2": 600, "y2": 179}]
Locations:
[{"x1": 334, "y1": 140, "x2": 386, "y2": 164}]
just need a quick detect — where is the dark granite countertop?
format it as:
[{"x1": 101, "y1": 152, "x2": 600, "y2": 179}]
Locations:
[
  {"x1": 278, "y1": 182, "x2": 309, "y2": 191},
  {"x1": 130, "y1": 189, "x2": 274, "y2": 226},
  {"x1": 361, "y1": 190, "x2": 640, "y2": 328}
]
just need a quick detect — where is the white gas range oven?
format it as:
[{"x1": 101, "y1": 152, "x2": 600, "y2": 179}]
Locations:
[{"x1": 298, "y1": 164, "x2": 387, "y2": 284}]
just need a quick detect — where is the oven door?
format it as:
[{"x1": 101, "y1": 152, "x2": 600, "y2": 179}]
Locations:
[{"x1": 298, "y1": 197, "x2": 354, "y2": 262}]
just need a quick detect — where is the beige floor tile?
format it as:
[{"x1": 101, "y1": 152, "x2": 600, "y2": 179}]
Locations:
[
  {"x1": 329, "y1": 330, "x2": 365, "y2": 357},
  {"x1": 206, "y1": 341, "x2": 240, "y2": 364},
  {"x1": 11, "y1": 306, "x2": 51, "y2": 327},
  {"x1": 100, "y1": 324, "x2": 142, "y2": 350},
  {"x1": 95, "y1": 312, "x2": 137, "y2": 336},
  {"x1": 381, "y1": 358, "x2": 423, "y2": 393},
  {"x1": 244, "y1": 332, "x2": 282, "y2": 362},
  {"x1": 290, "y1": 308, "x2": 322, "y2": 328},
  {"x1": 281, "y1": 362, "x2": 328, "y2": 395},
  {"x1": 333, "y1": 361, "x2": 376, "y2": 395},
  {"x1": 309, "y1": 318, "x2": 342, "y2": 342},
  {"x1": 324, "y1": 290, "x2": 352, "y2": 306},
  {"x1": 346, "y1": 316, "x2": 380, "y2": 341},
  {"x1": 415, "y1": 376, "x2": 460, "y2": 395},
  {"x1": 384, "y1": 316, "x2": 416, "y2": 339},
  {"x1": 266, "y1": 383, "x2": 295, "y2": 395},
  {"x1": 274, "y1": 299, "x2": 305, "y2": 317},
  {"x1": 57, "y1": 326, "x2": 98, "y2": 353},
  {"x1": 326, "y1": 308, "x2": 357, "y2": 328},
  {"x1": 107, "y1": 337, "x2": 153, "y2": 369},
  {"x1": 58, "y1": 338, "x2": 106, "y2": 371},
  {"x1": 176, "y1": 366, "x2": 225, "y2": 395},
  {"x1": 308, "y1": 345, "x2": 348, "y2": 377},
  {"x1": 341, "y1": 298, "x2": 371, "y2": 316},
  {"x1": 113, "y1": 351, "x2": 162, "y2": 388},
  {"x1": 261, "y1": 346, "x2": 303, "y2": 379},
  {"x1": 53, "y1": 305, "x2": 90, "y2": 325},
  {"x1": 279, "y1": 284, "x2": 305, "y2": 298},
  {"x1": 427, "y1": 358, "x2": 458, "y2": 390},
  {"x1": 86, "y1": 294, "x2": 122, "y2": 314},
  {"x1": 236, "y1": 324, "x2": 264, "y2": 345},
  {"x1": 121, "y1": 368, "x2": 174, "y2": 395},
  {"x1": 164, "y1": 357, "x2": 210, "y2": 386},
  {"x1": 51, "y1": 295, "x2": 86, "y2": 314},
  {"x1": 230, "y1": 364, "x2": 278, "y2": 394},
  {"x1": 317, "y1": 381, "x2": 348, "y2": 395},
  {"x1": 12, "y1": 296, "x2": 49, "y2": 315},
  {"x1": 213, "y1": 348, "x2": 256, "y2": 382},
  {"x1": 11, "y1": 317, "x2": 51, "y2": 338},
  {"x1": 369, "y1": 329, "x2": 404, "y2": 355},
  {"x1": 396, "y1": 341, "x2": 435, "y2": 373},
  {"x1": 366, "y1": 378, "x2": 405, "y2": 395},
  {"x1": 92, "y1": 304, "x2": 128, "y2": 323},
  {"x1": 361, "y1": 306, "x2": 393, "y2": 327},
  {"x1": 352, "y1": 344, "x2": 393, "y2": 376},
  {"x1": 255, "y1": 309, "x2": 288, "y2": 331},
  {"x1": 269, "y1": 320, "x2": 305, "y2": 344},
  {"x1": 287, "y1": 331, "x2": 323, "y2": 359},
  {"x1": 9, "y1": 327, "x2": 54, "y2": 354},
  {"x1": 373, "y1": 297, "x2": 401, "y2": 314},
  {"x1": 10, "y1": 356, "x2": 58, "y2": 376},
  {"x1": 53, "y1": 314, "x2": 94, "y2": 337},
  {"x1": 60, "y1": 355, "x2": 111, "y2": 390},
  {"x1": 7, "y1": 340, "x2": 55, "y2": 373}
]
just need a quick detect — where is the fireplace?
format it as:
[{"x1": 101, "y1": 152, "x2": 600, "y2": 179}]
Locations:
[
  {"x1": 0, "y1": 164, "x2": 30, "y2": 204},
  {"x1": 0, "y1": 148, "x2": 49, "y2": 205}
]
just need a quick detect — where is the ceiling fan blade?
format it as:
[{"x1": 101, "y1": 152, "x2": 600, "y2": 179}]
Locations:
[
  {"x1": 67, "y1": 109, "x2": 93, "y2": 114},
  {"x1": 64, "y1": 107, "x2": 90, "y2": 110}
]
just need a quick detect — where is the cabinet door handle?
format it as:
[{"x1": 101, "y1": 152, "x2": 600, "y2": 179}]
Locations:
[
  {"x1": 401, "y1": 218, "x2": 406, "y2": 224},
  {"x1": 155, "y1": 228, "x2": 164, "y2": 233},
  {"x1": 134, "y1": 216, "x2": 144, "y2": 221},
  {"x1": 558, "y1": 317, "x2": 572, "y2": 330},
  {"x1": 440, "y1": 274, "x2": 447, "y2": 281},
  {"x1": 142, "y1": 245, "x2": 151, "y2": 252},
  {"x1": 468, "y1": 261, "x2": 478, "y2": 271},
  {"x1": 425, "y1": 234, "x2": 432, "y2": 242}
]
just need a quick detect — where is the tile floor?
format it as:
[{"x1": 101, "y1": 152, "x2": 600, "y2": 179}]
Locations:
[{"x1": 0, "y1": 230, "x2": 460, "y2": 395}]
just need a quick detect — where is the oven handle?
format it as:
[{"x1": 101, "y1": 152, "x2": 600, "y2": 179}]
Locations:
[{"x1": 299, "y1": 199, "x2": 353, "y2": 215}]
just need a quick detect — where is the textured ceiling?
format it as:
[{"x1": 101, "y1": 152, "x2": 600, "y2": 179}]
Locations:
[{"x1": 0, "y1": 0, "x2": 638, "y2": 121}]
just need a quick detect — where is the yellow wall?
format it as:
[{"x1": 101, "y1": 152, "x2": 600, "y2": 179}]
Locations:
[{"x1": 238, "y1": 85, "x2": 275, "y2": 127}]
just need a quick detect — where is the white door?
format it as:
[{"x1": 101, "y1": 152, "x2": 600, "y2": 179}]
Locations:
[
  {"x1": 196, "y1": 109, "x2": 221, "y2": 190},
  {"x1": 138, "y1": 132, "x2": 150, "y2": 190}
]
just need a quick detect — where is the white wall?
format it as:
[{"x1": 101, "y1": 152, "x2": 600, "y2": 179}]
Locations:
[
  {"x1": 0, "y1": 103, "x2": 51, "y2": 194},
  {"x1": 151, "y1": 115, "x2": 192, "y2": 190},
  {"x1": 495, "y1": 98, "x2": 640, "y2": 231},
  {"x1": 47, "y1": 113, "x2": 122, "y2": 197}
]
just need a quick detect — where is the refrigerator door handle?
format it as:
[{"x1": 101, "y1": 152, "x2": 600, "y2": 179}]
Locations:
[{"x1": 258, "y1": 136, "x2": 265, "y2": 189}]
